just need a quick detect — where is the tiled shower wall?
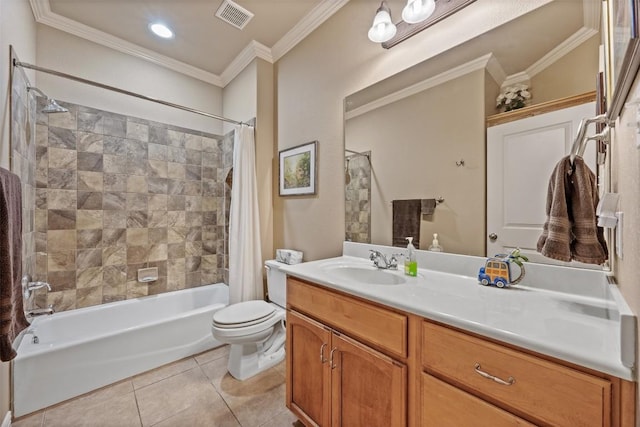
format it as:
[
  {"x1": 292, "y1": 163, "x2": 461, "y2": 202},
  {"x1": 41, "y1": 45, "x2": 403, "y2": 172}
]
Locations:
[
  {"x1": 344, "y1": 152, "x2": 371, "y2": 243},
  {"x1": 31, "y1": 99, "x2": 233, "y2": 312},
  {"x1": 10, "y1": 65, "x2": 37, "y2": 293}
]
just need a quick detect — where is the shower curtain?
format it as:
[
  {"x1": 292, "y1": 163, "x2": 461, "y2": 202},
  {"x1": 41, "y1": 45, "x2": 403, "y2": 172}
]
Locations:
[{"x1": 229, "y1": 124, "x2": 263, "y2": 304}]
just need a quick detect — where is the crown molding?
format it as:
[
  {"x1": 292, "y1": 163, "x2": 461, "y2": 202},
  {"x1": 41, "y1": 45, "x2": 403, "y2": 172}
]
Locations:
[
  {"x1": 220, "y1": 41, "x2": 273, "y2": 86},
  {"x1": 271, "y1": 0, "x2": 349, "y2": 61},
  {"x1": 30, "y1": 0, "x2": 224, "y2": 86},
  {"x1": 525, "y1": 26, "x2": 598, "y2": 78},
  {"x1": 583, "y1": 0, "x2": 601, "y2": 30},
  {"x1": 485, "y1": 54, "x2": 507, "y2": 87},
  {"x1": 345, "y1": 53, "x2": 496, "y2": 120},
  {"x1": 30, "y1": 0, "x2": 344, "y2": 87},
  {"x1": 501, "y1": 72, "x2": 531, "y2": 89}
]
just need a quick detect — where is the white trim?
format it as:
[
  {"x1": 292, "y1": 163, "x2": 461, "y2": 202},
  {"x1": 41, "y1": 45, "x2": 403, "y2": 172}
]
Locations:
[
  {"x1": 485, "y1": 55, "x2": 507, "y2": 87},
  {"x1": 271, "y1": 0, "x2": 350, "y2": 61},
  {"x1": 30, "y1": 0, "x2": 223, "y2": 86},
  {"x1": 582, "y1": 0, "x2": 601, "y2": 30},
  {"x1": 1, "y1": 411, "x2": 11, "y2": 427},
  {"x1": 345, "y1": 53, "x2": 495, "y2": 120},
  {"x1": 30, "y1": 0, "x2": 344, "y2": 87},
  {"x1": 525, "y1": 27, "x2": 598, "y2": 78},
  {"x1": 220, "y1": 41, "x2": 273, "y2": 86},
  {"x1": 501, "y1": 72, "x2": 531, "y2": 89}
]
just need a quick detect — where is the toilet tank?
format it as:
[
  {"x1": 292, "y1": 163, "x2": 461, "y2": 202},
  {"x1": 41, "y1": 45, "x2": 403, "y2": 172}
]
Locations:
[{"x1": 265, "y1": 260, "x2": 287, "y2": 308}]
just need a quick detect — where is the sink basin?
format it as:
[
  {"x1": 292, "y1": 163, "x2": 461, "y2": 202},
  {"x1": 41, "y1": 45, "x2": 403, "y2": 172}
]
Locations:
[{"x1": 325, "y1": 265, "x2": 407, "y2": 285}]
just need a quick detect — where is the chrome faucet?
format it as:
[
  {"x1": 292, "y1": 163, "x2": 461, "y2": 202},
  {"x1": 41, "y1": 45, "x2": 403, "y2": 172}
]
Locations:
[
  {"x1": 22, "y1": 275, "x2": 51, "y2": 300},
  {"x1": 369, "y1": 250, "x2": 400, "y2": 270}
]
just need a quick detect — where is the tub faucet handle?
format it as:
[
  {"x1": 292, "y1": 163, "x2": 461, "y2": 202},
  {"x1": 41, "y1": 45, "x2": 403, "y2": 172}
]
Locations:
[{"x1": 22, "y1": 275, "x2": 51, "y2": 299}]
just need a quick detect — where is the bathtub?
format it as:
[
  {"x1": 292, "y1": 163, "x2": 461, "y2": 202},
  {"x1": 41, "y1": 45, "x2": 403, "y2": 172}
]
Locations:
[{"x1": 12, "y1": 283, "x2": 229, "y2": 417}]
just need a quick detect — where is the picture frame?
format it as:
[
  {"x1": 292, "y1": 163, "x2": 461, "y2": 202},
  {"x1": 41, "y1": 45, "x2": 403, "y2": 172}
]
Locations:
[
  {"x1": 606, "y1": 0, "x2": 640, "y2": 120},
  {"x1": 279, "y1": 141, "x2": 317, "y2": 196}
]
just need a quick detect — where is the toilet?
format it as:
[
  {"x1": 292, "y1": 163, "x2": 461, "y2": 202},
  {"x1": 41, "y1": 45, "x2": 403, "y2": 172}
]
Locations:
[{"x1": 211, "y1": 260, "x2": 287, "y2": 380}]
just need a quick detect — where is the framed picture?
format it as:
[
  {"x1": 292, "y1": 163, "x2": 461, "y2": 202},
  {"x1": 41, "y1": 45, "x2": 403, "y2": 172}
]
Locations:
[
  {"x1": 279, "y1": 141, "x2": 317, "y2": 196},
  {"x1": 607, "y1": 0, "x2": 640, "y2": 120}
]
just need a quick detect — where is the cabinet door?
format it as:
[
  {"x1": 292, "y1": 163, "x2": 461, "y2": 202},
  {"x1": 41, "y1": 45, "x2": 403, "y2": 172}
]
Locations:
[
  {"x1": 287, "y1": 310, "x2": 332, "y2": 427},
  {"x1": 421, "y1": 373, "x2": 535, "y2": 427},
  {"x1": 331, "y1": 333, "x2": 406, "y2": 427}
]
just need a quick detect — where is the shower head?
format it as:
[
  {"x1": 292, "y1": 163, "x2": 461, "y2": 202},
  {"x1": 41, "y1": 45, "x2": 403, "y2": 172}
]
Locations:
[
  {"x1": 41, "y1": 98, "x2": 69, "y2": 114},
  {"x1": 26, "y1": 86, "x2": 69, "y2": 114}
]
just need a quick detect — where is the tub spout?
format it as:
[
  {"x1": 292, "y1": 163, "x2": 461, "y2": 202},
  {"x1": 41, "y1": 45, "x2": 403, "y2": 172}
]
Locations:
[{"x1": 26, "y1": 305, "x2": 55, "y2": 318}]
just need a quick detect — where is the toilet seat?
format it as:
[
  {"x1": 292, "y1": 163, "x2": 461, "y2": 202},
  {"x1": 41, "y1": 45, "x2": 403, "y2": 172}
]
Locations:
[
  {"x1": 213, "y1": 300, "x2": 276, "y2": 328},
  {"x1": 211, "y1": 301, "x2": 285, "y2": 340}
]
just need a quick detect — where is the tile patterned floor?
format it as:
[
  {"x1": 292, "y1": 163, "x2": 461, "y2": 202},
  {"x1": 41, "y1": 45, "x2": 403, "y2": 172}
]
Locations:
[{"x1": 12, "y1": 346, "x2": 302, "y2": 427}]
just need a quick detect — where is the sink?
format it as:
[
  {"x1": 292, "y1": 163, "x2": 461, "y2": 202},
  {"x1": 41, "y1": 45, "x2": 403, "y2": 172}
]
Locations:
[{"x1": 325, "y1": 265, "x2": 407, "y2": 285}]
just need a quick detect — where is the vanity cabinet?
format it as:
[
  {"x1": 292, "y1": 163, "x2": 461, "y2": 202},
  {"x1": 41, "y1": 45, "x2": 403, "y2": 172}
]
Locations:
[
  {"x1": 421, "y1": 321, "x2": 628, "y2": 426},
  {"x1": 286, "y1": 276, "x2": 636, "y2": 427},
  {"x1": 286, "y1": 278, "x2": 407, "y2": 426}
]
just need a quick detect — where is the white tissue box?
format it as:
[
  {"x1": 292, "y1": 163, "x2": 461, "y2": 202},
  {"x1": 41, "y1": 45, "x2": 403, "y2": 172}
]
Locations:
[{"x1": 276, "y1": 249, "x2": 303, "y2": 265}]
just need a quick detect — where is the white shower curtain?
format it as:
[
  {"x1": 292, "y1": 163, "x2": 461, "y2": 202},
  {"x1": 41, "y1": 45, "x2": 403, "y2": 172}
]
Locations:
[{"x1": 228, "y1": 124, "x2": 263, "y2": 304}]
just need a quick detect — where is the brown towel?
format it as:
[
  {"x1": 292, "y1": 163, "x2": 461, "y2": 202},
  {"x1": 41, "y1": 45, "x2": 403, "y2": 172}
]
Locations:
[
  {"x1": 392, "y1": 199, "x2": 421, "y2": 248},
  {"x1": 0, "y1": 168, "x2": 29, "y2": 361},
  {"x1": 537, "y1": 156, "x2": 607, "y2": 265},
  {"x1": 421, "y1": 198, "x2": 436, "y2": 215}
]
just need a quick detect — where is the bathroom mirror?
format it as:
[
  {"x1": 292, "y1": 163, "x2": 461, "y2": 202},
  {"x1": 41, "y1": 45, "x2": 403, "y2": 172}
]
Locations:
[{"x1": 344, "y1": 1, "x2": 601, "y2": 261}]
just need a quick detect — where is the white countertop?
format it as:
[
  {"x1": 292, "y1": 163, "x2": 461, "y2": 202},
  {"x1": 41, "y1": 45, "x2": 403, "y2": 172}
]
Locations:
[{"x1": 279, "y1": 243, "x2": 636, "y2": 381}]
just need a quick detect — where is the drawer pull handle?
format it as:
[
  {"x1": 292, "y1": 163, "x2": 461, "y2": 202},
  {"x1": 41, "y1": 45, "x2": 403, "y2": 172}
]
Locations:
[
  {"x1": 329, "y1": 347, "x2": 338, "y2": 370},
  {"x1": 320, "y1": 343, "x2": 328, "y2": 363},
  {"x1": 474, "y1": 363, "x2": 515, "y2": 386}
]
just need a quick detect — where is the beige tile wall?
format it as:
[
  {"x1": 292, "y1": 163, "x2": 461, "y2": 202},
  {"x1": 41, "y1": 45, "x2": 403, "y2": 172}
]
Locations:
[{"x1": 32, "y1": 99, "x2": 233, "y2": 311}]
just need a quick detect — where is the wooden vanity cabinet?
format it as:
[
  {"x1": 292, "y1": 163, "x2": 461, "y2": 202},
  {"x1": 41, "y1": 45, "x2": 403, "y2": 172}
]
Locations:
[
  {"x1": 286, "y1": 278, "x2": 407, "y2": 427},
  {"x1": 286, "y1": 277, "x2": 636, "y2": 427},
  {"x1": 421, "y1": 321, "x2": 635, "y2": 427}
]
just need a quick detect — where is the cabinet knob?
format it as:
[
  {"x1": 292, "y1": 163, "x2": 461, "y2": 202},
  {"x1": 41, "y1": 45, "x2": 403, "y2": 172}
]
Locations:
[{"x1": 488, "y1": 233, "x2": 498, "y2": 242}]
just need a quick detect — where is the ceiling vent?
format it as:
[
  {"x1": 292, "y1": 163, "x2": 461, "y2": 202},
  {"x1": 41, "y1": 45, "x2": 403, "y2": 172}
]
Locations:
[{"x1": 215, "y1": 0, "x2": 254, "y2": 30}]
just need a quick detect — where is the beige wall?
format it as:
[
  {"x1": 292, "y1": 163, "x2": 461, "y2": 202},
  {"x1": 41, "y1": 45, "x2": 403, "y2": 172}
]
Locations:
[
  {"x1": 222, "y1": 60, "x2": 257, "y2": 133},
  {"x1": 345, "y1": 71, "x2": 486, "y2": 255},
  {"x1": 36, "y1": 26, "x2": 224, "y2": 135},
  {"x1": 530, "y1": 35, "x2": 600, "y2": 104},
  {"x1": 0, "y1": 0, "x2": 38, "y2": 419},
  {"x1": 612, "y1": 78, "x2": 640, "y2": 408}
]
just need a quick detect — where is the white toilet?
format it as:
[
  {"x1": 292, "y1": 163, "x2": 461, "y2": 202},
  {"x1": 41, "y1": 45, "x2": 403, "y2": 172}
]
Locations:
[{"x1": 211, "y1": 260, "x2": 287, "y2": 380}]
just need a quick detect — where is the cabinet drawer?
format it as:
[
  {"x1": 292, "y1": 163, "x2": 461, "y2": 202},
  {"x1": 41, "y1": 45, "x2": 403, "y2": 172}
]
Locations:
[
  {"x1": 422, "y1": 372, "x2": 534, "y2": 427},
  {"x1": 422, "y1": 321, "x2": 611, "y2": 427},
  {"x1": 287, "y1": 278, "x2": 407, "y2": 358}
]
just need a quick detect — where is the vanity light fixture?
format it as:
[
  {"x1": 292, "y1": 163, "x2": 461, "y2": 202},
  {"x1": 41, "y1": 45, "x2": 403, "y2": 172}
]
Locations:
[
  {"x1": 149, "y1": 22, "x2": 174, "y2": 39},
  {"x1": 371, "y1": 0, "x2": 477, "y2": 49},
  {"x1": 402, "y1": 0, "x2": 436, "y2": 24},
  {"x1": 368, "y1": 1, "x2": 397, "y2": 43}
]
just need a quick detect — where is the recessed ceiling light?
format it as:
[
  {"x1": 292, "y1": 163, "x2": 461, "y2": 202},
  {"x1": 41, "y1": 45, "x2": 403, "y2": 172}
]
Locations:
[{"x1": 149, "y1": 23, "x2": 174, "y2": 39}]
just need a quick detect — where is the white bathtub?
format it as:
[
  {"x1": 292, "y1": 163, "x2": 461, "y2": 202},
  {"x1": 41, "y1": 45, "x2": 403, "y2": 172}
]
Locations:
[{"x1": 12, "y1": 283, "x2": 229, "y2": 417}]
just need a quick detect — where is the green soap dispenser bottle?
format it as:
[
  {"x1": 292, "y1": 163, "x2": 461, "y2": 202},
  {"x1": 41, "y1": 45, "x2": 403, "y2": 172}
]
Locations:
[{"x1": 404, "y1": 237, "x2": 418, "y2": 277}]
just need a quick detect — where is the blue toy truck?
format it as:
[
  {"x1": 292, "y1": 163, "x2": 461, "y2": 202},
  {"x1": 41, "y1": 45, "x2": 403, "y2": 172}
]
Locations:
[{"x1": 478, "y1": 249, "x2": 528, "y2": 288}]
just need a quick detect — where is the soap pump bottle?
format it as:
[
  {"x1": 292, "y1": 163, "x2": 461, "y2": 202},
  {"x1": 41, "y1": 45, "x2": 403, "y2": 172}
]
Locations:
[
  {"x1": 404, "y1": 237, "x2": 418, "y2": 277},
  {"x1": 428, "y1": 233, "x2": 443, "y2": 252}
]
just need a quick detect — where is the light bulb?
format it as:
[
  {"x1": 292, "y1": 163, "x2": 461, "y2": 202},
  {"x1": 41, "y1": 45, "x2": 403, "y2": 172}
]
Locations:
[
  {"x1": 368, "y1": 2, "x2": 397, "y2": 43},
  {"x1": 402, "y1": 0, "x2": 435, "y2": 24},
  {"x1": 149, "y1": 23, "x2": 174, "y2": 39}
]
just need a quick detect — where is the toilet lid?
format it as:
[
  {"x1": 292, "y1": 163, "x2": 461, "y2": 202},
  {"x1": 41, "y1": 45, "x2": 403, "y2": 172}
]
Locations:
[{"x1": 213, "y1": 300, "x2": 276, "y2": 327}]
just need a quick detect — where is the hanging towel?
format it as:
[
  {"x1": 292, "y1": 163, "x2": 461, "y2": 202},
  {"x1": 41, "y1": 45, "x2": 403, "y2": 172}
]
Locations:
[
  {"x1": 392, "y1": 199, "x2": 421, "y2": 248},
  {"x1": 537, "y1": 156, "x2": 607, "y2": 264},
  {"x1": 569, "y1": 157, "x2": 608, "y2": 264},
  {"x1": 421, "y1": 198, "x2": 436, "y2": 215},
  {"x1": 0, "y1": 168, "x2": 29, "y2": 361}
]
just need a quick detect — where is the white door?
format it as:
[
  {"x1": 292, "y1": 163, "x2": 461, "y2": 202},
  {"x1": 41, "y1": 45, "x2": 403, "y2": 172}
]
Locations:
[{"x1": 486, "y1": 102, "x2": 598, "y2": 266}]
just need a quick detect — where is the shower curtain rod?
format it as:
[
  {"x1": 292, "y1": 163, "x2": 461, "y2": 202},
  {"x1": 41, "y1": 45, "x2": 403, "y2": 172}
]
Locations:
[{"x1": 13, "y1": 59, "x2": 252, "y2": 127}]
